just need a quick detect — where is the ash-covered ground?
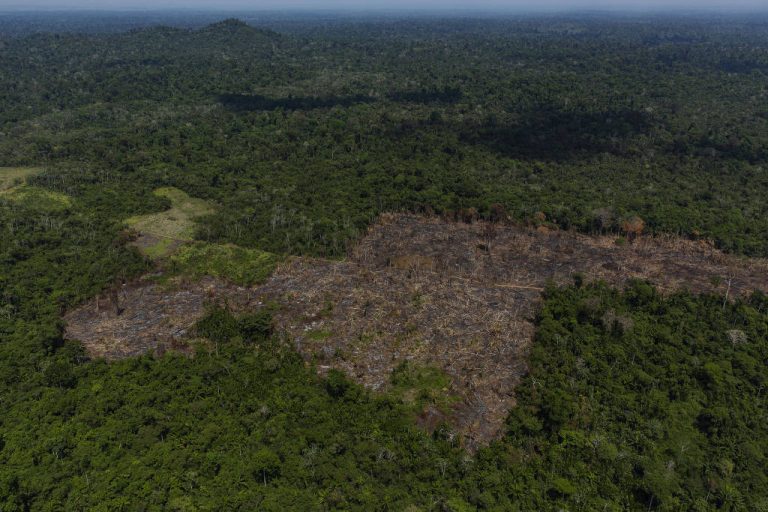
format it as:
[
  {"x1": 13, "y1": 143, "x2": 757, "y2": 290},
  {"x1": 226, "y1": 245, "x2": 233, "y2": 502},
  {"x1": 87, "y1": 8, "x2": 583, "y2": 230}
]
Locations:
[{"x1": 65, "y1": 214, "x2": 768, "y2": 447}]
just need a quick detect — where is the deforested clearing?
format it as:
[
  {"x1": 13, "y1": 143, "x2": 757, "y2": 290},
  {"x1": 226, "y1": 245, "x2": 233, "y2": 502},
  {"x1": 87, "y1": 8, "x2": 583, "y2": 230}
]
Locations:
[
  {"x1": 125, "y1": 187, "x2": 216, "y2": 259},
  {"x1": 0, "y1": 166, "x2": 44, "y2": 191},
  {"x1": 64, "y1": 213, "x2": 768, "y2": 448}
]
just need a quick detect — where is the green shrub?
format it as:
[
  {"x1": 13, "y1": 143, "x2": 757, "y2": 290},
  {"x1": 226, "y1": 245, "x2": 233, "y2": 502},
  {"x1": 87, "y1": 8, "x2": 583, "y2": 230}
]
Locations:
[
  {"x1": 169, "y1": 242, "x2": 280, "y2": 286},
  {"x1": 238, "y1": 310, "x2": 273, "y2": 343},
  {"x1": 194, "y1": 305, "x2": 240, "y2": 343}
]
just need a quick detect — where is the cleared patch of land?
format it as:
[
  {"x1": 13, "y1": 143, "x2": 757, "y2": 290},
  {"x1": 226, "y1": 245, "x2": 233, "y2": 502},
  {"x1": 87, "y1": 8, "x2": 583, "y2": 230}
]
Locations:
[
  {"x1": 126, "y1": 187, "x2": 216, "y2": 259},
  {"x1": 65, "y1": 213, "x2": 768, "y2": 448},
  {"x1": 258, "y1": 214, "x2": 768, "y2": 446},
  {"x1": 0, "y1": 167, "x2": 72, "y2": 211},
  {"x1": 1, "y1": 185, "x2": 72, "y2": 210},
  {"x1": 0, "y1": 166, "x2": 43, "y2": 191},
  {"x1": 63, "y1": 242, "x2": 280, "y2": 359},
  {"x1": 64, "y1": 276, "x2": 257, "y2": 360}
]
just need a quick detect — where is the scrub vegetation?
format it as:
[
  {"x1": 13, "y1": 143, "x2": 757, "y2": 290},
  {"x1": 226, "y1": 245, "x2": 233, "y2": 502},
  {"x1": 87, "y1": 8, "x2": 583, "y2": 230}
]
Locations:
[{"x1": 168, "y1": 242, "x2": 280, "y2": 286}]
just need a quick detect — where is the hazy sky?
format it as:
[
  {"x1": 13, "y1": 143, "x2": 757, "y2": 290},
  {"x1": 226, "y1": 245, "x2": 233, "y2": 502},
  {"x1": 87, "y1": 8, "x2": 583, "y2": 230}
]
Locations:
[{"x1": 1, "y1": 0, "x2": 766, "y2": 11}]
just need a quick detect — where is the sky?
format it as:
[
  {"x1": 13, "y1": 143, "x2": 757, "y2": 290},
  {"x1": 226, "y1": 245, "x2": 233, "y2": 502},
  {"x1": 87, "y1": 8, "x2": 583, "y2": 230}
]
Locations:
[{"x1": 1, "y1": 0, "x2": 766, "y2": 11}]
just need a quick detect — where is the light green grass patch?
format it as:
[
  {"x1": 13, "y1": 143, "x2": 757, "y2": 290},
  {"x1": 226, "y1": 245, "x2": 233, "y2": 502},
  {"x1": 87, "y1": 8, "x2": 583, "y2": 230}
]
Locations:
[
  {"x1": 168, "y1": 242, "x2": 280, "y2": 286},
  {"x1": 143, "y1": 238, "x2": 177, "y2": 260},
  {"x1": 126, "y1": 187, "x2": 216, "y2": 242},
  {"x1": 307, "y1": 329, "x2": 333, "y2": 341},
  {"x1": 390, "y1": 361, "x2": 458, "y2": 413},
  {"x1": 0, "y1": 186, "x2": 72, "y2": 211},
  {"x1": 0, "y1": 167, "x2": 44, "y2": 191}
]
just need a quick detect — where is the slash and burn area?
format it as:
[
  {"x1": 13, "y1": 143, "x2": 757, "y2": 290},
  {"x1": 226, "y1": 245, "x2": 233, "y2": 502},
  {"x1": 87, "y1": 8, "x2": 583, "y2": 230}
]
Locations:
[{"x1": 64, "y1": 213, "x2": 768, "y2": 448}]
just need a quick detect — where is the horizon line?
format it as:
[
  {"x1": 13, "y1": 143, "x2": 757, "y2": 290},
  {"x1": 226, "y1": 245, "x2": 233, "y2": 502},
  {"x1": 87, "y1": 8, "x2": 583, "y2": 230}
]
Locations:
[{"x1": 3, "y1": 6, "x2": 768, "y2": 15}]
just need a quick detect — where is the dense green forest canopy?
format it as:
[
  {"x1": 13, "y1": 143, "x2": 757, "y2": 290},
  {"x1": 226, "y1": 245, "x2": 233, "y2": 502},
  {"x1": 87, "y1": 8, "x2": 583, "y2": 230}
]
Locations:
[
  {"x1": 2, "y1": 13, "x2": 768, "y2": 256},
  {"x1": 1, "y1": 12, "x2": 768, "y2": 511}
]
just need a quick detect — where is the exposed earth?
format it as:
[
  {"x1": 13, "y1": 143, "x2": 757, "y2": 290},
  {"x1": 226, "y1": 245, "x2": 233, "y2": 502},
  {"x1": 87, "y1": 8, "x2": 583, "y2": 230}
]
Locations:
[{"x1": 64, "y1": 213, "x2": 768, "y2": 447}]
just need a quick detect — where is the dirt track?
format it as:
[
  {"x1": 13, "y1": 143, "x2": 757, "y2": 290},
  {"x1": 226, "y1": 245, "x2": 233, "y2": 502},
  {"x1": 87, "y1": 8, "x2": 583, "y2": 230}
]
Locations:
[{"x1": 65, "y1": 214, "x2": 768, "y2": 448}]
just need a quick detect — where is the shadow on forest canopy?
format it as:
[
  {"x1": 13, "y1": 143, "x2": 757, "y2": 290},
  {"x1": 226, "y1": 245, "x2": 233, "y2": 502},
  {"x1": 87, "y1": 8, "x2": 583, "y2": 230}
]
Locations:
[
  {"x1": 461, "y1": 107, "x2": 654, "y2": 161},
  {"x1": 218, "y1": 93, "x2": 376, "y2": 112}
]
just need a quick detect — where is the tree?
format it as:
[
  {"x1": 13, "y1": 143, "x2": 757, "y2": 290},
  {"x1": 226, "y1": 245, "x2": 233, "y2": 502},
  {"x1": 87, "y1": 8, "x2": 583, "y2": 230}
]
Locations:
[
  {"x1": 252, "y1": 449, "x2": 281, "y2": 485},
  {"x1": 621, "y1": 216, "x2": 645, "y2": 242}
]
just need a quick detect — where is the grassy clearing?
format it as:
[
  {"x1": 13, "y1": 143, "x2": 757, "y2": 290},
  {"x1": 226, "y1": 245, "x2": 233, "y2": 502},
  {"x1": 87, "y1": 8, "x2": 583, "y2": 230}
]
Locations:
[
  {"x1": 126, "y1": 187, "x2": 216, "y2": 258},
  {"x1": 390, "y1": 361, "x2": 458, "y2": 414},
  {"x1": 126, "y1": 188, "x2": 279, "y2": 284},
  {"x1": 0, "y1": 166, "x2": 43, "y2": 191},
  {"x1": 0, "y1": 167, "x2": 72, "y2": 211},
  {"x1": 168, "y1": 242, "x2": 280, "y2": 286},
  {"x1": 142, "y1": 237, "x2": 177, "y2": 261},
  {"x1": 127, "y1": 187, "x2": 216, "y2": 240},
  {"x1": 307, "y1": 329, "x2": 333, "y2": 341},
  {"x1": 0, "y1": 186, "x2": 72, "y2": 211}
]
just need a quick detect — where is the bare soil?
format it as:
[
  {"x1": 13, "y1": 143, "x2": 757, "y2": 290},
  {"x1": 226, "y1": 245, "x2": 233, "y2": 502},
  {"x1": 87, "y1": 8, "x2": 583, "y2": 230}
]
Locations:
[
  {"x1": 64, "y1": 213, "x2": 768, "y2": 448},
  {"x1": 64, "y1": 276, "x2": 258, "y2": 359}
]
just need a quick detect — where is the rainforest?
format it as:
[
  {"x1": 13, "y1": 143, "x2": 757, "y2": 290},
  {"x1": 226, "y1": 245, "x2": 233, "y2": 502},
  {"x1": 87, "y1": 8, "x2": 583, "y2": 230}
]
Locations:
[{"x1": 1, "y1": 10, "x2": 768, "y2": 511}]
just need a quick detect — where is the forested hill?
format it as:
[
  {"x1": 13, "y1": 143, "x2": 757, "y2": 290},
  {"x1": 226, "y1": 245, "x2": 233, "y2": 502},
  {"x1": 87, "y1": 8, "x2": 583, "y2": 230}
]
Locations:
[
  {"x1": 2, "y1": 15, "x2": 768, "y2": 256},
  {"x1": 1, "y1": 19, "x2": 282, "y2": 119},
  {"x1": 1, "y1": 13, "x2": 768, "y2": 511}
]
